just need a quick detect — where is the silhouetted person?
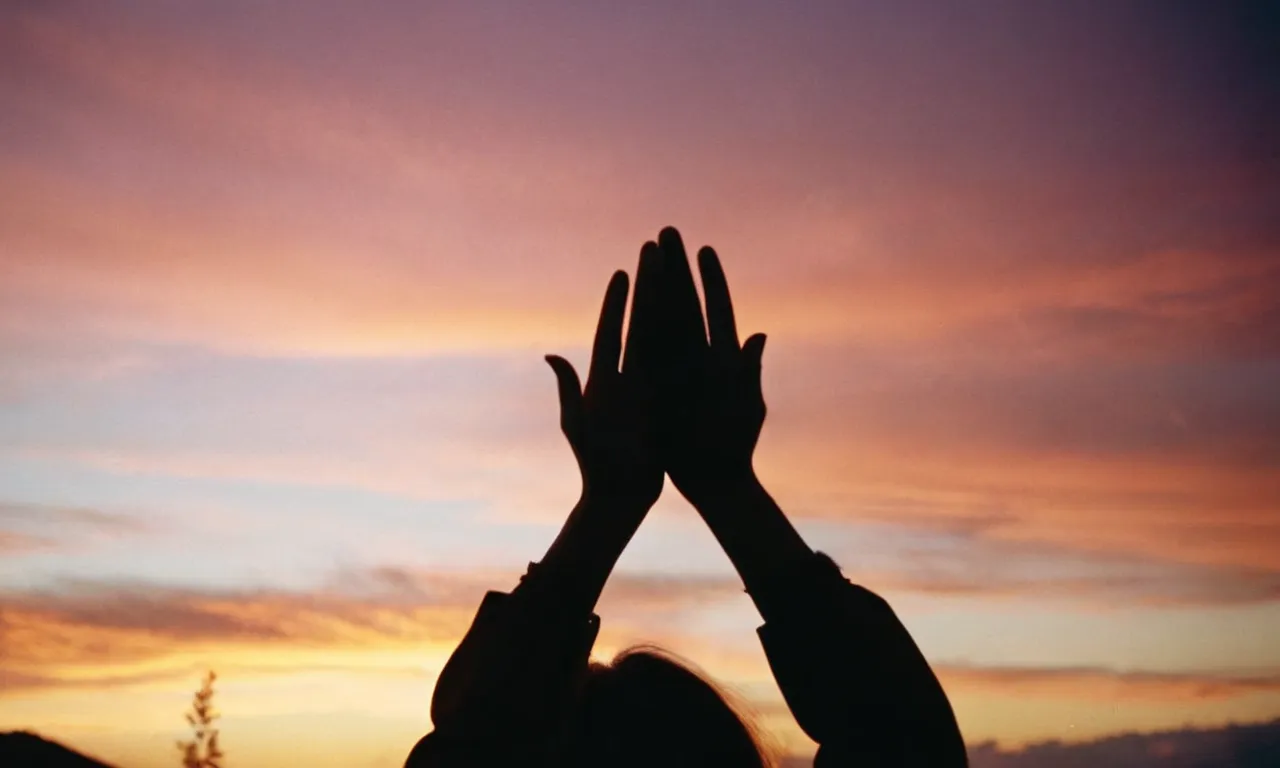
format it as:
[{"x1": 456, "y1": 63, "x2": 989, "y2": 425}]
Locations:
[{"x1": 404, "y1": 228, "x2": 967, "y2": 767}]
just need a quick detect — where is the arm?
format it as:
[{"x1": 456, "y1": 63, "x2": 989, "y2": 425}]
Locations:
[
  {"x1": 407, "y1": 496, "x2": 645, "y2": 767},
  {"x1": 405, "y1": 258, "x2": 666, "y2": 767},
  {"x1": 651, "y1": 227, "x2": 967, "y2": 767},
  {"x1": 700, "y1": 475, "x2": 966, "y2": 767}
]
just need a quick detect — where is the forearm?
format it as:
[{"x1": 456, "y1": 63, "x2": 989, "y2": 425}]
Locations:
[
  {"x1": 535, "y1": 493, "x2": 651, "y2": 615},
  {"x1": 692, "y1": 472, "x2": 815, "y2": 616},
  {"x1": 696, "y1": 478, "x2": 966, "y2": 765}
]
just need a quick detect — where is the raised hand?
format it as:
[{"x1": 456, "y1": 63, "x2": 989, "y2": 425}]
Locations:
[
  {"x1": 545, "y1": 255, "x2": 665, "y2": 516},
  {"x1": 533, "y1": 253, "x2": 666, "y2": 612},
  {"x1": 651, "y1": 227, "x2": 767, "y2": 510}
]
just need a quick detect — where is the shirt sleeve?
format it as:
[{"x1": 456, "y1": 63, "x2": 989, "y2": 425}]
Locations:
[
  {"x1": 753, "y1": 552, "x2": 967, "y2": 767},
  {"x1": 403, "y1": 565, "x2": 601, "y2": 767}
]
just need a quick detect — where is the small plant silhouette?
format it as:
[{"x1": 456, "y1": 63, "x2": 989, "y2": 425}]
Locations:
[{"x1": 177, "y1": 670, "x2": 224, "y2": 768}]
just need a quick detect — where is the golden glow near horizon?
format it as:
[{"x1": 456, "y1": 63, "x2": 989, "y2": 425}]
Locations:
[{"x1": 2, "y1": 2, "x2": 1278, "y2": 766}]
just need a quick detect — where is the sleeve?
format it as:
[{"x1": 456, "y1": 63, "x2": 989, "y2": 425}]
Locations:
[
  {"x1": 403, "y1": 564, "x2": 601, "y2": 768},
  {"x1": 751, "y1": 552, "x2": 967, "y2": 767}
]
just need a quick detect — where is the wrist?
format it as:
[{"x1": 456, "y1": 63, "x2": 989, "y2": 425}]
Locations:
[
  {"x1": 568, "y1": 493, "x2": 649, "y2": 559},
  {"x1": 577, "y1": 489, "x2": 655, "y2": 520},
  {"x1": 686, "y1": 471, "x2": 816, "y2": 602},
  {"x1": 687, "y1": 467, "x2": 764, "y2": 518}
]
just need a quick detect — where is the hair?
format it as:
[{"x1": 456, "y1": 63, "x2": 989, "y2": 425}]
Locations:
[{"x1": 566, "y1": 645, "x2": 775, "y2": 768}]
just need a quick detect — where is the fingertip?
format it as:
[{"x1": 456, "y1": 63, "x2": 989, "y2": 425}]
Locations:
[
  {"x1": 638, "y1": 241, "x2": 665, "y2": 275},
  {"x1": 607, "y1": 269, "x2": 630, "y2": 296},
  {"x1": 658, "y1": 226, "x2": 685, "y2": 252},
  {"x1": 697, "y1": 245, "x2": 723, "y2": 277}
]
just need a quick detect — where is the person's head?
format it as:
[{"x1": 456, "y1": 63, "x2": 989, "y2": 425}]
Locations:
[{"x1": 566, "y1": 645, "x2": 774, "y2": 768}]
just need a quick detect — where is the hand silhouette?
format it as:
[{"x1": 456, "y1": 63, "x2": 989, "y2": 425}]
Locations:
[
  {"x1": 545, "y1": 260, "x2": 664, "y2": 513},
  {"x1": 652, "y1": 227, "x2": 767, "y2": 509}
]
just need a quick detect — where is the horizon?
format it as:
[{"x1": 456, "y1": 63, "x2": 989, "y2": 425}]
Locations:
[{"x1": 2, "y1": 2, "x2": 1278, "y2": 766}]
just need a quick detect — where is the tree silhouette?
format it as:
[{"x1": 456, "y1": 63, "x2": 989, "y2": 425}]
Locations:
[{"x1": 177, "y1": 671, "x2": 223, "y2": 768}]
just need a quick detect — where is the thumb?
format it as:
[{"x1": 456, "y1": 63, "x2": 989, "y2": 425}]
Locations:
[
  {"x1": 545, "y1": 355, "x2": 584, "y2": 442},
  {"x1": 741, "y1": 333, "x2": 767, "y2": 369}
]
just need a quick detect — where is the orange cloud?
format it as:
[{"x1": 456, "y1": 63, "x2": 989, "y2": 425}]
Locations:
[
  {"x1": 938, "y1": 664, "x2": 1280, "y2": 703},
  {"x1": 756, "y1": 432, "x2": 1280, "y2": 573},
  {"x1": 0, "y1": 568, "x2": 745, "y2": 678},
  {"x1": 4, "y1": 573, "x2": 1279, "y2": 763},
  {"x1": 0, "y1": 531, "x2": 53, "y2": 555},
  {"x1": 5, "y1": 576, "x2": 1278, "y2": 703}
]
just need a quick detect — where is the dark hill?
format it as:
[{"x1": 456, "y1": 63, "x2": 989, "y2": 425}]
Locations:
[{"x1": 0, "y1": 731, "x2": 117, "y2": 767}]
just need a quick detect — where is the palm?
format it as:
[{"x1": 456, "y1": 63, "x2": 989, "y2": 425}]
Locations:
[{"x1": 650, "y1": 228, "x2": 767, "y2": 507}]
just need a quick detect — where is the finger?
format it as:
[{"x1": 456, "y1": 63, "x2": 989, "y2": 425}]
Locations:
[
  {"x1": 622, "y1": 240, "x2": 664, "y2": 375},
  {"x1": 697, "y1": 245, "x2": 740, "y2": 353},
  {"x1": 589, "y1": 270, "x2": 629, "y2": 383},
  {"x1": 544, "y1": 354, "x2": 584, "y2": 443},
  {"x1": 658, "y1": 226, "x2": 708, "y2": 354}
]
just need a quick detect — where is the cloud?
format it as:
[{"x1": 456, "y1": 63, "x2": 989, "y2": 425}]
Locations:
[
  {"x1": 0, "y1": 582, "x2": 473, "y2": 670},
  {"x1": 0, "y1": 503, "x2": 149, "y2": 554},
  {"x1": 0, "y1": 531, "x2": 55, "y2": 555},
  {"x1": 760, "y1": 248, "x2": 1280, "y2": 361},
  {"x1": 966, "y1": 718, "x2": 1280, "y2": 768},
  {"x1": 938, "y1": 665, "x2": 1280, "y2": 703},
  {"x1": 826, "y1": 525, "x2": 1280, "y2": 608},
  {"x1": 6, "y1": 392, "x2": 1278, "y2": 609},
  {"x1": 0, "y1": 566, "x2": 745, "y2": 674},
  {"x1": 0, "y1": 503, "x2": 146, "y2": 532},
  {"x1": 755, "y1": 341, "x2": 1280, "y2": 573},
  {"x1": 337, "y1": 565, "x2": 744, "y2": 615},
  {"x1": 0, "y1": 661, "x2": 432, "y2": 696},
  {"x1": 4, "y1": 337, "x2": 1277, "y2": 592},
  {"x1": 0, "y1": 666, "x2": 207, "y2": 695},
  {"x1": 4, "y1": 573, "x2": 1278, "y2": 706}
]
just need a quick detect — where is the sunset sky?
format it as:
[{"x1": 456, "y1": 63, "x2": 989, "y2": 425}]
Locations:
[{"x1": 1, "y1": 2, "x2": 1278, "y2": 766}]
